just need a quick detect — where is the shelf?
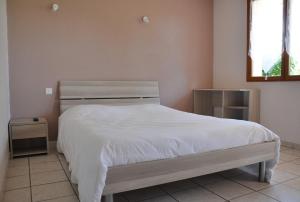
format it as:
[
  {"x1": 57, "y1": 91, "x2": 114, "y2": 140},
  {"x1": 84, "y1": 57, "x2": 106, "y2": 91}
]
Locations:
[
  {"x1": 13, "y1": 148, "x2": 48, "y2": 158},
  {"x1": 194, "y1": 89, "x2": 259, "y2": 122},
  {"x1": 225, "y1": 106, "x2": 249, "y2": 110},
  {"x1": 11, "y1": 137, "x2": 48, "y2": 158}
]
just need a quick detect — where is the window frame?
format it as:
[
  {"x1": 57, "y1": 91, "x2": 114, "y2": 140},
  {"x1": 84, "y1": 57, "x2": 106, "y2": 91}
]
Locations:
[{"x1": 247, "y1": 0, "x2": 300, "y2": 82}]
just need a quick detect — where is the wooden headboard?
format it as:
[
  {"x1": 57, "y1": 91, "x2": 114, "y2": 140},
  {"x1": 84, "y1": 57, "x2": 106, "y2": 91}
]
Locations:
[{"x1": 59, "y1": 81, "x2": 160, "y2": 113}]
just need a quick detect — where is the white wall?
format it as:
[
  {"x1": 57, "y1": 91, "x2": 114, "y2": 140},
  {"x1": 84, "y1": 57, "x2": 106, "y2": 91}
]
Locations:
[
  {"x1": 0, "y1": 0, "x2": 10, "y2": 199},
  {"x1": 214, "y1": 0, "x2": 300, "y2": 144}
]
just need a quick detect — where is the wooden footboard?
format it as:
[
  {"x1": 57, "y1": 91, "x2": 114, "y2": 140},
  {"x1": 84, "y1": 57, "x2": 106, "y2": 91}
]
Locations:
[
  {"x1": 59, "y1": 141, "x2": 277, "y2": 202},
  {"x1": 103, "y1": 141, "x2": 277, "y2": 195}
]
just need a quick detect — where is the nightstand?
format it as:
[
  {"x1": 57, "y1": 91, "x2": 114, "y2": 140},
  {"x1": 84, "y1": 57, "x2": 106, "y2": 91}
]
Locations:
[{"x1": 9, "y1": 118, "x2": 49, "y2": 159}]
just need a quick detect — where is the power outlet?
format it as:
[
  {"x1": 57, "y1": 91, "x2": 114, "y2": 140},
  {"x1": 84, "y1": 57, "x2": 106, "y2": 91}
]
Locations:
[{"x1": 46, "y1": 88, "x2": 53, "y2": 96}]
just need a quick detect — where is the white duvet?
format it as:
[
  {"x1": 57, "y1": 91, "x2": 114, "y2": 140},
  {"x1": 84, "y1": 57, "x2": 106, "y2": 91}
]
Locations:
[{"x1": 57, "y1": 104, "x2": 280, "y2": 202}]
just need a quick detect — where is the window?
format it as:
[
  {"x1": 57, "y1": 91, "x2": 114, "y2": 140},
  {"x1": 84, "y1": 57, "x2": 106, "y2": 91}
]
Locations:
[{"x1": 247, "y1": 0, "x2": 300, "y2": 81}]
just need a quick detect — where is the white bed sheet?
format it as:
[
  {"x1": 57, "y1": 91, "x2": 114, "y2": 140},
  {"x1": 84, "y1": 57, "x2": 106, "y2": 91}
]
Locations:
[{"x1": 57, "y1": 104, "x2": 280, "y2": 202}]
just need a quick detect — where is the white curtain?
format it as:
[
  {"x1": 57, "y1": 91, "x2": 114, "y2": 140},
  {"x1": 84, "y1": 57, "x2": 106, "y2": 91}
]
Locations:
[{"x1": 249, "y1": 0, "x2": 284, "y2": 76}]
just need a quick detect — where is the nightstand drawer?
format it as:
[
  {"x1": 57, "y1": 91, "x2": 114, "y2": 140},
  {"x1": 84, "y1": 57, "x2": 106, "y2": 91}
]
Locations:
[{"x1": 11, "y1": 124, "x2": 47, "y2": 140}]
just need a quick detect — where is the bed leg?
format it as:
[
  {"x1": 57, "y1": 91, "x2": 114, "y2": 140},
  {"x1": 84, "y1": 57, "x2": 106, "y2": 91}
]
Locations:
[
  {"x1": 103, "y1": 194, "x2": 114, "y2": 202},
  {"x1": 259, "y1": 161, "x2": 266, "y2": 182}
]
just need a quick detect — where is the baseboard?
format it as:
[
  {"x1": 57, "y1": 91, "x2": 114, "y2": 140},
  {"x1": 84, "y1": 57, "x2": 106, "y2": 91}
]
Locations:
[{"x1": 282, "y1": 141, "x2": 300, "y2": 150}]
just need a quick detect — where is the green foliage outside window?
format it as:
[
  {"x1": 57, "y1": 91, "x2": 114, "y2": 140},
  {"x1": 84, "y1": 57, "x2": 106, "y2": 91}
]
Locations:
[{"x1": 262, "y1": 57, "x2": 297, "y2": 77}]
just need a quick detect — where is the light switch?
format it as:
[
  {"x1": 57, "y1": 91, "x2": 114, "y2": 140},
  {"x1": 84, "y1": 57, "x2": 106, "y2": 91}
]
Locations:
[{"x1": 46, "y1": 88, "x2": 53, "y2": 95}]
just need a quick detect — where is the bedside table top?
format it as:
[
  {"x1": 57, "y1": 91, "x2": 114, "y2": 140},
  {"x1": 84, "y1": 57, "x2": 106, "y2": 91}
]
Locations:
[{"x1": 10, "y1": 118, "x2": 47, "y2": 126}]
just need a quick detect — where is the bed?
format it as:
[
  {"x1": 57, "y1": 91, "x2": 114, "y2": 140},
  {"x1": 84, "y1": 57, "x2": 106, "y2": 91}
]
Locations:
[{"x1": 57, "y1": 81, "x2": 280, "y2": 202}]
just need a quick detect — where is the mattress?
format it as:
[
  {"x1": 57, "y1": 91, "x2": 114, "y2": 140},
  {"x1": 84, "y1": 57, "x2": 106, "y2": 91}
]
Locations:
[{"x1": 57, "y1": 104, "x2": 280, "y2": 202}]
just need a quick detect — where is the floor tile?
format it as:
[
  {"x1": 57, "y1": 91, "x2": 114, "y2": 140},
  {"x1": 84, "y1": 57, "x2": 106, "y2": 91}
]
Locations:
[
  {"x1": 123, "y1": 186, "x2": 165, "y2": 202},
  {"x1": 7, "y1": 166, "x2": 29, "y2": 178},
  {"x1": 5, "y1": 175, "x2": 30, "y2": 191},
  {"x1": 280, "y1": 153, "x2": 299, "y2": 162},
  {"x1": 48, "y1": 146, "x2": 59, "y2": 155},
  {"x1": 30, "y1": 161, "x2": 62, "y2": 174},
  {"x1": 204, "y1": 179, "x2": 253, "y2": 200},
  {"x1": 292, "y1": 158, "x2": 300, "y2": 165},
  {"x1": 231, "y1": 173, "x2": 273, "y2": 191},
  {"x1": 278, "y1": 159, "x2": 286, "y2": 165},
  {"x1": 3, "y1": 188, "x2": 31, "y2": 202},
  {"x1": 260, "y1": 184, "x2": 300, "y2": 202},
  {"x1": 42, "y1": 195, "x2": 79, "y2": 202},
  {"x1": 172, "y1": 187, "x2": 225, "y2": 202},
  {"x1": 191, "y1": 174, "x2": 225, "y2": 186},
  {"x1": 143, "y1": 195, "x2": 177, "y2": 202},
  {"x1": 272, "y1": 169, "x2": 298, "y2": 183},
  {"x1": 280, "y1": 146, "x2": 289, "y2": 151},
  {"x1": 31, "y1": 181, "x2": 74, "y2": 202},
  {"x1": 31, "y1": 170, "x2": 67, "y2": 186},
  {"x1": 58, "y1": 156, "x2": 71, "y2": 180},
  {"x1": 231, "y1": 192, "x2": 277, "y2": 202},
  {"x1": 284, "y1": 178, "x2": 300, "y2": 190},
  {"x1": 9, "y1": 151, "x2": 300, "y2": 202},
  {"x1": 57, "y1": 154, "x2": 64, "y2": 160},
  {"x1": 8, "y1": 158, "x2": 28, "y2": 168},
  {"x1": 30, "y1": 154, "x2": 59, "y2": 165},
  {"x1": 281, "y1": 149, "x2": 300, "y2": 157},
  {"x1": 160, "y1": 179, "x2": 198, "y2": 193},
  {"x1": 277, "y1": 162, "x2": 300, "y2": 175}
]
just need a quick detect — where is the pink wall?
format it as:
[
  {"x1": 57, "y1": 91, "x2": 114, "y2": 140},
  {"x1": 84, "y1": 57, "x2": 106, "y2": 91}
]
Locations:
[{"x1": 8, "y1": 0, "x2": 213, "y2": 140}]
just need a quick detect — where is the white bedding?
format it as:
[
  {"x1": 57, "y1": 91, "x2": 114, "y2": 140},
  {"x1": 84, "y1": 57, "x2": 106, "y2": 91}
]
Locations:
[{"x1": 57, "y1": 104, "x2": 280, "y2": 202}]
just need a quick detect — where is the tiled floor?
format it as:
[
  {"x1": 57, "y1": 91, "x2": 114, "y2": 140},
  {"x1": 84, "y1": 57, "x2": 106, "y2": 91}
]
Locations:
[{"x1": 4, "y1": 146, "x2": 300, "y2": 202}]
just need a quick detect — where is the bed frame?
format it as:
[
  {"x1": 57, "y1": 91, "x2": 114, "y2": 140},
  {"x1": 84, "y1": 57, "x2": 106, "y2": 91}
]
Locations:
[{"x1": 59, "y1": 81, "x2": 277, "y2": 202}]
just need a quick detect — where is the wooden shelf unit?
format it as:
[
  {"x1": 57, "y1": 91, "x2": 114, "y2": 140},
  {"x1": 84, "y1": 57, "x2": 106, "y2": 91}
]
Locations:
[{"x1": 193, "y1": 89, "x2": 260, "y2": 122}]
